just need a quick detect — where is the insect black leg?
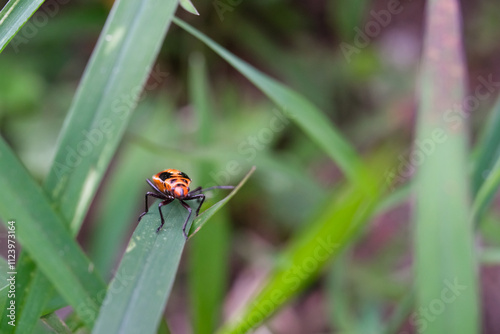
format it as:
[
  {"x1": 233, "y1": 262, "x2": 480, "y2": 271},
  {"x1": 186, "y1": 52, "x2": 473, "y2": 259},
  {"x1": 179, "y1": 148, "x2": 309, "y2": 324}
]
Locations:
[
  {"x1": 188, "y1": 186, "x2": 202, "y2": 194},
  {"x1": 138, "y1": 192, "x2": 165, "y2": 221},
  {"x1": 179, "y1": 200, "x2": 193, "y2": 240},
  {"x1": 146, "y1": 179, "x2": 164, "y2": 194},
  {"x1": 156, "y1": 198, "x2": 173, "y2": 233},
  {"x1": 187, "y1": 194, "x2": 205, "y2": 216}
]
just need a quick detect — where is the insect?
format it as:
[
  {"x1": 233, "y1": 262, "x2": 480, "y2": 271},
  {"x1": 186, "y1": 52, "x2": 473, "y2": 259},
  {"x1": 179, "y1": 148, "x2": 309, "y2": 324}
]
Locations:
[{"x1": 138, "y1": 169, "x2": 234, "y2": 240}]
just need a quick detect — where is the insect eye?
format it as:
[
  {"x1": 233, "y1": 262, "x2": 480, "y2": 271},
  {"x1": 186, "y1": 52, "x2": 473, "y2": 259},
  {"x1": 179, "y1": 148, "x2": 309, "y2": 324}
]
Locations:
[
  {"x1": 158, "y1": 172, "x2": 173, "y2": 181},
  {"x1": 180, "y1": 172, "x2": 191, "y2": 180}
]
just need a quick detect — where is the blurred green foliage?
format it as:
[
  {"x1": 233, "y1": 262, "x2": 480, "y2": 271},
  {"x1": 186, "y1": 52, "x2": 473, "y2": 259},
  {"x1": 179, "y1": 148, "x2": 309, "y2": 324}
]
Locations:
[{"x1": 1, "y1": 0, "x2": 500, "y2": 333}]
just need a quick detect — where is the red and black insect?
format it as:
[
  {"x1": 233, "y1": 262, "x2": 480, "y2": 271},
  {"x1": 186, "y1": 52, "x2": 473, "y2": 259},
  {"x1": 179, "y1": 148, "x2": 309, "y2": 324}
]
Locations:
[{"x1": 138, "y1": 169, "x2": 233, "y2": 239}]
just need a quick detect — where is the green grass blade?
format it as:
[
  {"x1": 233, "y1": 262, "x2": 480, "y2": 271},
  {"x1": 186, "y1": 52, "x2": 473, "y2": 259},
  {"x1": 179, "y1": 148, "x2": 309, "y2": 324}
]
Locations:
[
  {"x1": 414, "y1": 1, "x2": 479, "y2": 333},
  {"x1": 0, "y1": 0, "x2": 45, "y2": 52},
  {"x1": 7, "y1": 0, "x2": 181, "y2": 330},
  {"x1": 217, "y1": 174, "x2": 382, "y2": 333},
  {"x1": 189, "y1": 167, "x2": 255, "y2": 238},
  {"x1": 46, "y1": 0, "x2": 179, "y2": 232},
  {"x1": 92, "y1": 172, "x2": 250, "y2": 334},
  {"x1": 0, "y1": 137, "x2": 106, "y2": 328},
  {"x1": 91, "y1": 200, "x2": 187, "y2": 334},
  {"x1": 173, "y1": 18, "x2": 370, "y2": 190},
  {"x1": 179, "y1": 0, "x2": 199, "y2": 15}
]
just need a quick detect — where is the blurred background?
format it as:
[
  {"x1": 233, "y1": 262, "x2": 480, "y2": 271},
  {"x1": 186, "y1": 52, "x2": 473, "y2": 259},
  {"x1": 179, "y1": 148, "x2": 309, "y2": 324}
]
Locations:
[{"x1": 1, "y1": 0, "x2": 500, "y2": 333}]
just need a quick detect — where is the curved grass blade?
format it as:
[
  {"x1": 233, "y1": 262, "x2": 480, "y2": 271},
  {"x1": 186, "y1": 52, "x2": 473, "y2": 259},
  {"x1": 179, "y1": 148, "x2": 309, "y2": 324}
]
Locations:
[
  {"x1": 0, "y1": 137, "x2": 106, "y2": 329},
  {"x1": 46, "y1": 0, "x2": 179, "y2": 233},
  {"x1": 0, "y1": 0, "x2": 45, "y2": 53},
  {"x1": 6, "y1": 0, "x2": 181, "y2": 331},
  {"x1": 217, "y1": 174, "x2": 382, "y2": 334},
  {"x1": 188, "y1": 166, "x2": 255, "y2": 238},
  {"x1": 179, "y1": 0, "x2": 199, "y2": 15},
  {"x1": 173, "y1": 18, "x2": 371, "y2": 191},
  {"x1": 91, "y1": 201, "x2": 188, "y2": 334},
  {"x1": 92, "y1": 171, "x2": 251, "y2": 334},
  {"x1": 414, "y1": 1, "x2": 479, "y2": 333},
  {"x1": 216, "y1": 147, "x2": 393, "y2": 333}
]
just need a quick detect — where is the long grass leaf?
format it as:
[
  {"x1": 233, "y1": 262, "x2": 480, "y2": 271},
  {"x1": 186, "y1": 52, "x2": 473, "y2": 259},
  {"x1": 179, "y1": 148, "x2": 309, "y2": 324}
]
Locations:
[
  {"x1": 0, "y1": 137, "x2": 106, "y2": 328},
  {"x1": 91, "y1": 200, "x2": 192, "y2": 334},
  {"x1": 414, "y1": 1, "x2": 479, "y2": 333},
  {"x1": 217, "y1": 171, "x2": 382, "y2": 333},
  {"x1": 92, "y1": 172, "x2": 251, "y2": 334},
  {"x1": 179, "y1": 0, "x2": 199, "y2": 15},
  {"x1": 0, "y1": 0, "x2": 45, "y2": 52},
  {"x1": 46, "y1": 0, "x2": 179, "y2": 233}
]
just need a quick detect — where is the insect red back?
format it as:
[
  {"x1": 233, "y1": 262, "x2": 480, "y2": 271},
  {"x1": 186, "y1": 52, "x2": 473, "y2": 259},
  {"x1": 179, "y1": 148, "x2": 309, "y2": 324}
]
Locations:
[{"x1": 152, "y1": 169, "x2": 191, "y2": 198}]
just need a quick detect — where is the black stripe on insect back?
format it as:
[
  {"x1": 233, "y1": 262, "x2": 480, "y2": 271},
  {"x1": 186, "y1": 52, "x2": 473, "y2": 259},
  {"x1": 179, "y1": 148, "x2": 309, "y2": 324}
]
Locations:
[
  {"x1": 158, "y1": 172, "x2": 173, "y2": 181},
  {"x1": 179, "y1": 172, "x2": 191, "y2": 180}
]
